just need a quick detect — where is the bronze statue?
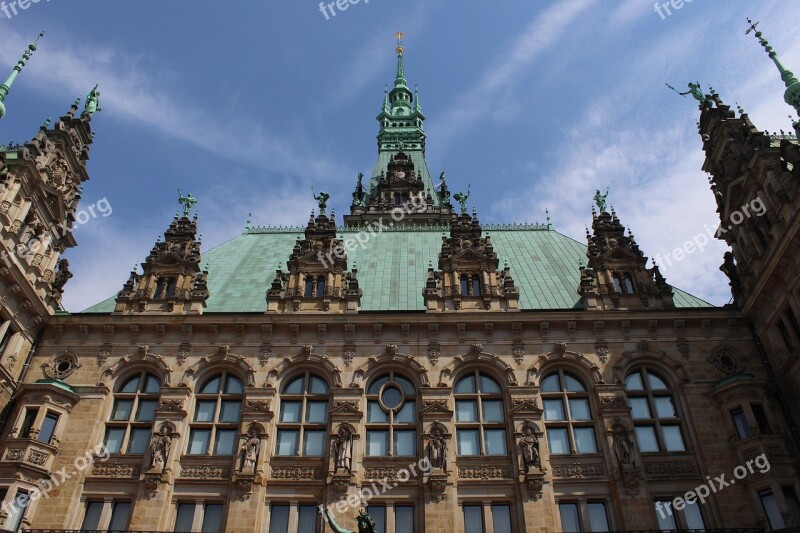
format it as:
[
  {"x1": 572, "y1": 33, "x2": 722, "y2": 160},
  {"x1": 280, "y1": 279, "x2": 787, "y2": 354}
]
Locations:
[
  {"x1": 593, "y1": 188, "x2": 610, "y2": 213},
  {"x1": 332, "y1": 425, "x2": 353, "y2": 474},
  {"x1": 720, "y1": 251, "x2": 742, "y2": 298},
  {"x1": 453, "y1": 184, "x2": 470, "y2": 214},
  {"x1": 313, "y1": 189, "x2": 331, "y2": 215},
  {"x1": 320, "y1": 507, "x2": 376, "y2": 533},
  {"x1": 667, "y1": 81, "x2": 711, "y2": 108},
  {"x1": 83, "y1": 84, "x2": 102, "y2": 117},
  {"x1": 177, "y1": 189, "x2": 198, "y2": 217}
]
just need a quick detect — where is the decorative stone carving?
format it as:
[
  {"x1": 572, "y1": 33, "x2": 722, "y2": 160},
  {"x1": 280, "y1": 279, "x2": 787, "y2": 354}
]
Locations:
[
  {"x1": 343, "y1": 350, "x2": 355, "y2": 366},
  {"x1": 599, "y1": 396, "x2": 627, "y2": 412},
  {"x1": 427, "y1": 348, "x2": 440, "y2": 365},
  {"x1": 42, "y1": 351, "x2": 81, "y2": 380},
  {"x1": 332, "y1": 424, "x2": 353, "y2": 474},
  {"x1": 239, "y1": 427, "x2": 261, "y2": 474},
  {"x1": 709, "y1": 345, "x2": 742, "y2": 375},
  {"x1": 553, "y1": 341, "x2": 567, "y2": 356},
  {"x1": 272, "y1": 466, "x2": 322, "y2": 480},
  {"x1": 595, "y1": 343, "x2": 609, "y2": 363},
  {"x1": 427, "y1": 422, "x2": 448, "y2": 471},
  {"x1": 611, "y1": 423, "x2": 635, "y2": 470},
  {"x1": 519, "y1": 422, "x2": 541, "y2": 473},
  {"x1": 148, "y1": 423, "x2": 174, "y2": 471},
  {"x1": 551, "y1": 463, "x2": 605, "y2": 478},
  {"x1": 180, "y1": 466, "x2": 229, "y2": 479},
  {"x1": 90, "y1": 463, "x2": 139, "y2": 478},
  {"x1": 459, "y1": 466, "x2": 510, "y2": 479},
  {"x1": 512, "y1": 347, "x2": 525, "y2": 365}
]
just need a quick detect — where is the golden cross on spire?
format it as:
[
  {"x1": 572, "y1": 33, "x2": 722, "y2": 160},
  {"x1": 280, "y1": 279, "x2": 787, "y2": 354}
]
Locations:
[{"x1": 395, "y1": 31, "x2": 405, "y2": 55}]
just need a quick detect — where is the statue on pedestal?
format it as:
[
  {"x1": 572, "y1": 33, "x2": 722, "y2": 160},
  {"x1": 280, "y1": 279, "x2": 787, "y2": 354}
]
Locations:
[{"x1": 320, "y1": 507, "x2": 376, "y2": 533}]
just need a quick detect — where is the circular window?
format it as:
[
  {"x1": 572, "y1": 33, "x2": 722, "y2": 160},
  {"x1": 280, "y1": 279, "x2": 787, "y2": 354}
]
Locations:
[
  {"x1": 381, "y1": 385, "x2": 403, "y2": 410},
  {"x1": 47, "y1": 352, "x2": 80, "y2": 380}
]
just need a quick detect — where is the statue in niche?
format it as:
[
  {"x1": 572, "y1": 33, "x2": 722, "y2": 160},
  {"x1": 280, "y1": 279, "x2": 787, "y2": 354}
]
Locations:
[
  {"x1": 519, "y1": 424, "x2": 540, "y2": 473},
  {"x1": 332, "y1": 425, "x2": 353, "y2": 474},
  {"x1": 428, "y1": 426, "x2": 447, "y2": 470},
  {"x1": 240, "y1": 427, "x2": 261, "y2": 472},
  {"x1": 149, "y1": 425, "x2": 172, "y2": 470},
  {"x1": 612, "y1": 425, "x2": 634, "y2": 468}
]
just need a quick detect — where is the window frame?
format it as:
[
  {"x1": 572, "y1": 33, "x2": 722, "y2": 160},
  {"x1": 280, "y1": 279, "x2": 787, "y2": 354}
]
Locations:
[
  {"x1": 541, "y1": 369, "x2": 597, "y2": 455},
  {"x1": 105, "y1": 371, "x2": 162, "y2": 455},
  {"x1": 275, "y1": 372, "x2": 330, "y2": 457},
  {"x1": 365, "y1": 371, "x2": 417, "y2": 457},
  {"x1": 454, "y1": 371, "x2": 508, "y2": 457},
  {"x1": 187, "y1": 372, "x2": 243, "y2": 456},
  {"x1": 625, "y1": 368, "x2": 686, "y2": 453}
]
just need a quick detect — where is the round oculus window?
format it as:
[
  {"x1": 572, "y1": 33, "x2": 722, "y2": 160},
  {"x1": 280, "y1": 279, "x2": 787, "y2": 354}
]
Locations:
[{"x1": 380, "y1": 385, "x2": 404, "y2": 410}]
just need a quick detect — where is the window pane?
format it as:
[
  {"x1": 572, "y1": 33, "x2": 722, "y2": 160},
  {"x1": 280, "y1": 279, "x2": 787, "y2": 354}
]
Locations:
[
  {"x1": 268, "y1": 505, "x2": 289, "y2": 533},
  {"x1": 492, "y1": 505, "x2": 512, "y2": 533},
  {"x1": 220, "y1": 401, "x2": 241, "y2": 423},
  {"x1": 304, "y1": 430, "x2": 326, "y2": 456},
  {"x1": 309, "y1": 375, "x2": 329, "y2": 394},
  {"x1": 215, "y1": 429, "x2": 237, "y2": 455},
  {"x1": 479, "y1": 374, "x2": 501, "y2": 393},
  {"x1": 396, "y1": 401, "x2": 415, "y2": 423},
  {"x1": 454, "y1": 374, "x2": 476, "y2": 393},
  {"x1": 224, "y1": 375, "x2": 243, "y2": 394},
  {"x1": 456, "y1": 400, "x2": 478, "y2": 422},
  {"x1": 280, "y1": 401, "x2": 301, "y2": 423},
  {"x1": 109, "y1": 501, "x2": 132, "y2": 531},
  {"x1": 81, "y1": 501, "x2": 103, "y2": 530},
  {"x1": 547, "y1": 428, "x2": 570, "y2": 454},
  {"x1": 395, "y1": 430, "x2": 416, "y2": 456},
  {"x1": 120, "y1": 375, "x2": 140, "y2": 393},
  {"x1": 628, "y1": 398, "x2": 651, "y2": 419},
  {"x1": 5, "y1": 490, "x2": 27, "y2": 532},
  {"x1": 569, "y1": 398, "x2": 591, "y2": 420},
  {"x1": 661, "y1": 425, "x2": 685, "y2": 452},
  {"x1": 200, "y1": 376, "x2": 221, "y2": 394},
  {"x1": 654, "y1": 397, "x2": 676, "y2": 418},
  {"x1": 483, "y1": 400, "x2": 504, "y2": 422},
  {"x1": 395, "y1": 375, "x2": 415, "y2": 395},
  {"x1": 564, "y1": 374, "x2": 586, "y2": 392},
  {"x1": 540, "y1": 374, "x2": 560, "y2": 392},
  {"x1": 136, "y1": 400, "x2": 158, "y2": 422},
  {"x1": 276, "y1": 430, "x2": 299, "y2": 456},
  {"x1": 283, "y1": 376, "x2": 304, "y2": 394},
  {"x1": 175, "y1": 503, "x2": 196, "y2": 532},
  {"x1": 635, "y1": 426, "x2": 659, "y2": 453},
  {"x1": 395, "y1": 506, "x2": 414, "y2": 533},
  {"x1": 654, "y1": 500, "x2": 677, "y2": 530},
  {"x1": 38, "y1": 413, "x2": 59, "y2": 444},
  {"x1": 112, "y1": 399, "x2": 134, "y2": 420},
  {"x1": 367, "y1": 506, "x2": 386, "y2": 533},
  {"x1": 544, "y1": 399, "x2": 565, "y2": 421},
  {"x1": 624, "y1": 372, "x2": 644, "y2": 390},
  {"x1": 143, "y1": 374, "x2": 161, "y2": 393},
  {"x1": 381, "y1": 387, "x2": 403, "y2": 409},
  {"x1": 201, "y1": 504, "x2": 223, "y2": 533},
  {"x1": 683, "y1": 501, "x2": 705, "y2": 529},
  {"x1": 128, "y1": 428, "x2": 151, "y2": 454},
  {"x1": 559, "y1": 503, "x2": 581, "y2": 532},
  {"x1": 195, "y1": 400, "x2": 217, "y2": 422},
  {"x1": 367, "y1": 430, "x2": 389, "y2": 456},
  {"x1": 298, "y1": 505, "x2": 319, "y2": 533},
  {"x1": 575, "y1": 427, "x2": 597, "y2": 454},
  {"x1": 105, "y1": 427, "x2": 125, "y2": 453},
  {"x1": 731, "y1": 409, "x2": 751, "y2": 438},
  {"x1": 647, "y1": 372, "x2": 668, "y2": 390},
  {"x1": 306, "y1": 401, "x2": 328, "y2": 423},
  {"x1": 588, "y1": 503, "x2": 609, "y2": 532},
  {"x1": 368, "y1": 401, "x2": 389, "y2": 423},
  {"x1": 485, "y1": 429, "x2": 507, "y2": 455},
  {"x1": 457, "y1": 429, "x2": 480, "y2": 456},
  {"x1": 463, "y1": 505, "x2": 483, "y2": 533},
  {"x1": 368, "y1": 375, "x2": 390, "y2": 395},
  {"x1": 752, "y1": 404, "x2": 772, "y2": 434},
  {"x1": 188, "y1": 429, "x2": 211, "y2": 455}
]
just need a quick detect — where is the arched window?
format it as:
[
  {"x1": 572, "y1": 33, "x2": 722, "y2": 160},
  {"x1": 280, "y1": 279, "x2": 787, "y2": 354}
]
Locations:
[
  {"x1": 366, "y1": 372, "x2": 416, "y2": 456},
  {"x1": 187, "y1": 372, "x2": 243, "y2": 456},
  {"x1": 275, "y1": 372, "x2": 329, "y2": 456},
  {"x1": 104, "y1": 371, "x2": 161, "y2": 454},
  {"x1": 541, "y1": 370, "x2": 597, "y2": 455},
  {"x1": 454, "y1": 371, "x2": 507, "y2": 456},
  {"x1": 625, "y1": 369, "x2": 685, "y2": 452}
]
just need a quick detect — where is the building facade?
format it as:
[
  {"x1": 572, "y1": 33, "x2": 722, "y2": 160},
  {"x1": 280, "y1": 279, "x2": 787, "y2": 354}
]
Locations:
[{"x1": 0, "y1": 32, "x2": 799, "y2": 533}]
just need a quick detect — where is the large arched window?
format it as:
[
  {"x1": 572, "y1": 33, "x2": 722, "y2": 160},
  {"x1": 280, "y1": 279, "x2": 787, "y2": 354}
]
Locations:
[
  {"x1": 366, "y1": 372, "x2": 416, "y2": 456},
  {"x1": 105, "y1": 371, "x2": 161, "y2": 454},
  {"x1": 541, "y1": 370, "x2": 597, "y2": 455},
  {"x1": 454, "y1": 371, "x2": 507, "y2": 456},
  {"x1": 625, "y1": 368, "x2": 685, "y2": 452},
  {"x1": 187, "y1": 372, "x2": 243, "y2": 456},
  {"x1": 276, "y1": 372, "x2": 329, "y2": 456}
]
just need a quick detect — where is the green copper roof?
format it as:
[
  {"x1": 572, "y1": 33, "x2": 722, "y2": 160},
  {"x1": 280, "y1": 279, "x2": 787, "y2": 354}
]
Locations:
[{"x1": 82, "y1": 226, "x2": 710, "y2": 313}]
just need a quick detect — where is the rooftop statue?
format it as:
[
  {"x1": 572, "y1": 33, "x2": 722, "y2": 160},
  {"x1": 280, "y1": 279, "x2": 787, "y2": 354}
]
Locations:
[
  {"x1": 313, "y1": 189, "x2": 330, "y2": 215},
  {"x1": 453, "y1": 184, "x2": 470, "y2": 214},
  {"x1": 83, "y1": 84, "x2": 102, "y2": 117},
  {"x1": 593, "y1": 187, "x2": 609, "y2": 213},
  {"x1": 666, "y1": 81, "x2": 711, "y2": 108},
  {"x1": 177, "y1": 189, "x2": 197, "y2": 217}
]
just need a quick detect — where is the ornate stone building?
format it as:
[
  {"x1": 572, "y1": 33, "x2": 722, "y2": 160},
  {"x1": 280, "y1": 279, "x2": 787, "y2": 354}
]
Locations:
[{"x1": 1, "y1": 30, "x2": 799, "y2": 533}]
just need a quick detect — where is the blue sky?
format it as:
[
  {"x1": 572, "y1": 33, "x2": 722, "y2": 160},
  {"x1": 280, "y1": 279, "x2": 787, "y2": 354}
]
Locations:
[{"x1": 0, "y1": 0, "x2": 797, "y2": 311}]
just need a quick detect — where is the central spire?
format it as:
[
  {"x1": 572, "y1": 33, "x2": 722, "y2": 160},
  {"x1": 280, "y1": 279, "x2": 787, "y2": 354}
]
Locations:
[{"x1": 0, "y1": 31, "x2": 44, "y2": 121}]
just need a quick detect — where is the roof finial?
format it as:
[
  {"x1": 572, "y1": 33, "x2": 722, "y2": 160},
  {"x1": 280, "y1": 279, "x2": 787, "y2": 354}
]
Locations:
[
  {"x1": 746, "y1": 17, "x2": 800, "y2": 130},
  {"x1": 395, "y1": 31, "x2": 406, "y2": 84},
  {"x1": 82, "y1": 84, "x2": 102, "y2": 118},
  {"x1": 0, "y1": 31, "x2": 44, "y2": 121}
]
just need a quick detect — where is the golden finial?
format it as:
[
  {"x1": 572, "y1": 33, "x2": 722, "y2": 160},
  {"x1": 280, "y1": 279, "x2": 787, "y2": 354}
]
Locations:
[{"x1": 395, "y1": 31, "x2": 405, "y2": 55}]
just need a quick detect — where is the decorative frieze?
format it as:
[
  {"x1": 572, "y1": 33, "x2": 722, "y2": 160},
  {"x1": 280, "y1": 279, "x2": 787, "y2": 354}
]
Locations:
[
  {"x1": 272, "y1": 466, "x2": 322, "y2": 480},
  {"x1": 90, "y1": 463, "x2": 139, "y2": 478},
  {"x1": 552, "y1": 463, "x2": 605, "y2": 478},
  {"x1": 644, "y1": 461, "x2": 698, "y2": 477},
  {"x1": 181, "y1": 465, "x2": 229, "y2": 479},
  {"x1": 458, "y1": 466, "x2": 510, "y2": 479}
]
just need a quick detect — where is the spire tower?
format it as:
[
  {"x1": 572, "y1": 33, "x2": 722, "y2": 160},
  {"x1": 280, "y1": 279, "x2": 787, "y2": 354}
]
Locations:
[{"x1": 0, "y1": 31, "x2": 44, "y2": 120}]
